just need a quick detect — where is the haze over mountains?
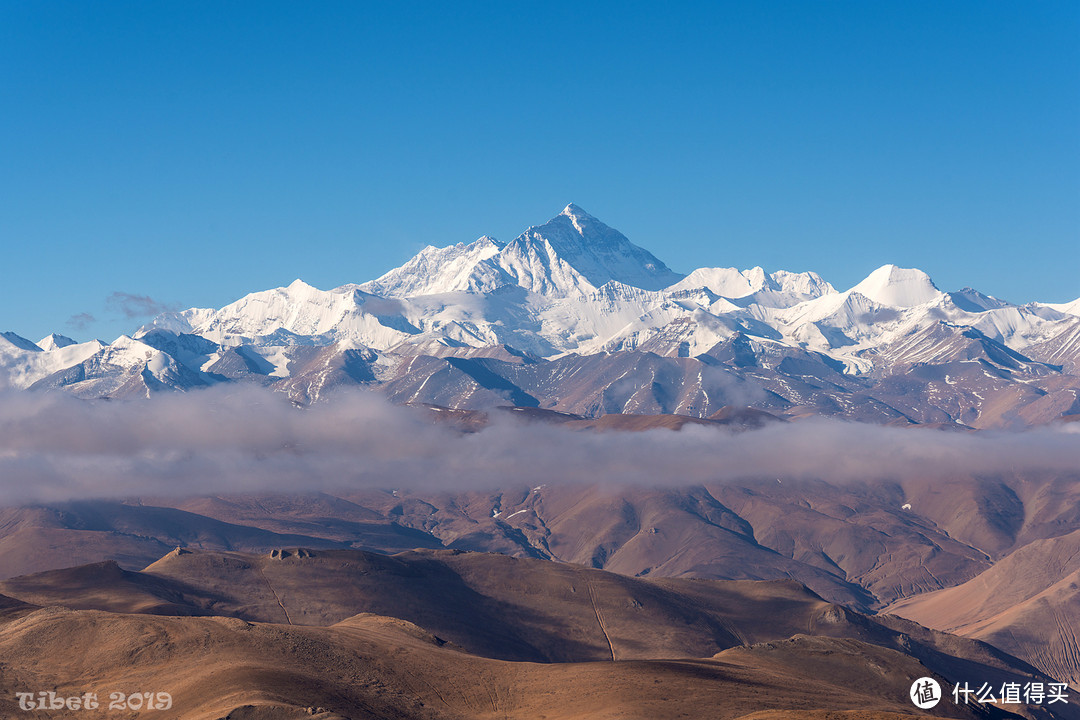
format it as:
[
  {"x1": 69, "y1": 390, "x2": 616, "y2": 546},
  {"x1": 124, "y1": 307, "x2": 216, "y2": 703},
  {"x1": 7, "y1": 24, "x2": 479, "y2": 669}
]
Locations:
[{"x1": 1, "y1": 204, "x2": 1077, "y2": 426}]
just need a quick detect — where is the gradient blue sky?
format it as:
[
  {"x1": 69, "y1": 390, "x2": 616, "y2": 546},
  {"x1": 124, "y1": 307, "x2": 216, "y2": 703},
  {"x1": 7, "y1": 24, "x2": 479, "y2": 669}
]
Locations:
[{"x1": 2, "y1": 1, "x2": 1077, "y2": 342}]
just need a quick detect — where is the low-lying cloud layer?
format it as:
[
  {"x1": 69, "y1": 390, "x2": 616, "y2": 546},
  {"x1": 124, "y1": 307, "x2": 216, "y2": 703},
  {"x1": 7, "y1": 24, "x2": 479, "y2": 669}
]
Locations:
[{"x1": 0, "y1": 385, "x2": 1077, "y2": 504}]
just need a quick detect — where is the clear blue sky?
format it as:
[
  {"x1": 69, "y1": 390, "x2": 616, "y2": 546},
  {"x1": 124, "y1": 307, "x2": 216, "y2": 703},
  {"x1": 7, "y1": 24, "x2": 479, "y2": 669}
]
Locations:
[{"x1": 2, "y1": 1, "x2": 1077, "y2": 342}]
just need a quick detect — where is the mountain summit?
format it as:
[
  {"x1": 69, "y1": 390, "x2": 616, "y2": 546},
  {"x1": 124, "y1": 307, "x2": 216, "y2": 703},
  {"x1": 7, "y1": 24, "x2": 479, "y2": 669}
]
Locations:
[
  {"x1": 362, "y1": 204, "x2": 683, "y2": 298},
  {"x1": 501, "y1": 203, "x2": 684, "y2": 294},
  {"x1": 849, "y1": 264, "x2": 942, "y2": 308}
]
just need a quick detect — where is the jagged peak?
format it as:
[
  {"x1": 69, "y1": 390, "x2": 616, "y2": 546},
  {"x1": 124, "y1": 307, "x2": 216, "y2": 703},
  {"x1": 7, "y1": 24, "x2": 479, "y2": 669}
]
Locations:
[
  {"x1": 0, "y1": 331, "x2": 43, "y2": 353},
  {"x1": 476, "y1": 234, "x2": 505, "y2": 248},
  {"x1": 667, "y1": 267, "x2": 835, "y2": 303},
  {"x1": 501, "y1": 205, "x2": 683, "y2": 293},
  {"x1": 559, "y1": 203, "x2": 595, "y2": 230},
  {"x1": 37, "y1": 333, "x2": 77, "y2": 351},
  {"x1": 416, "y1": 235, "x2": 502, "y2": 256},
  {"x1": 286, "y1": 278, "x2": 317, "y2": 292},
  {"x1": 531, "y1": 204, "x2": 609, "y2": 242},
  {"x1": 948, "y1": 287, "x2": 1013, "y2": 313},
  {"x1": 359, "y1": 233, "x2": 509, "y2": 298}
]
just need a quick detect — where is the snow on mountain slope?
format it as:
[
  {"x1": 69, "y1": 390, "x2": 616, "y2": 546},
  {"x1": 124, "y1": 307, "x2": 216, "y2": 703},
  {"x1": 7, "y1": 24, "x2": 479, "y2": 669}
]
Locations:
[
  {"x1": 602, "y1": 307, "x2": 743, "y2": 357},
  {"x1": 664, "y1": 267, "x2": 764, "y2": 297},
  {"x1": 0, "y1": 333, "x2": 107, "y2": 390},
  {"x1": 28, "y1": 334, "x2": 210, "y2": 398},
  {"x1": 769, "y1": 286, "x2": 902, "y2": 348},
  {"x1": 156, "y1": 280, "x2": 420, "y2": 350},
  {"x1": 37, "y1": 333, "x2": 77, "y2": 351},
  {"x1": 125, "y1": 208, "x2": 1080, "y2": 386},
  {"x1": 363, "y1": 204, "x2": 683, "y2": 301},
  {"x1": 769, "y1": 270, "x2": 836, "y2": 298},
  {"x1": 1021, "y1": 316, "x2": 1080, "y2": 373},
  {"x1": 388, "y1": 289, "x2": 557, "y2": 356},
  {"x1": 668, "y1": 267, "x2": 835, "y2": 307},
  {"x1": 947, "y1": 288, "x2": 1012, "y2": 313},
  {"x1": 745, "y1": 265, "x2": 1066, "y2": 372},
  {"x1": 502, "y1": 203, "x2": 683, "y2": 294},
  {"x1": 147, "y1": 206, "x2": 689, "y2": 360},
  {"x1": 534, "y1": 284, "x2": 676, "y2": 355},
  {"x1": 133, "y1": 211, "x2": 1043, "y2": 378},
  {"x1": 848, "y1": 264, "x2": 943, "y2": 308},
  {"x1": 868, "y1": 321, "x2": 1048, "y2": 375},
  {"x1": 1, "y1": 331, "x2": 43, "y2": 353},
  {"x1": 5, "y1": 204, "x2": 1078, "y2": 424},
  {"x1": 359, "y1": 236, "x2": 509, "y2": 297},
  {"x1": 1043, "y1": 297, "x2": 1080, "y2": 317},
  {"x1": 962, "y1": 302, "x2": 1074, "y2": 351}
]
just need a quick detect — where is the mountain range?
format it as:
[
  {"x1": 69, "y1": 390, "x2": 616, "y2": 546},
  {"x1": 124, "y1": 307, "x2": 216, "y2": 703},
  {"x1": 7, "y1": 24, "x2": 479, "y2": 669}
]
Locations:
[
  {"x1": 2, "y1": 204, "x2": 1078, "y2": 427},
  {"x1": 3, "y1": 206, "x2": 1080, "y2": 716}
]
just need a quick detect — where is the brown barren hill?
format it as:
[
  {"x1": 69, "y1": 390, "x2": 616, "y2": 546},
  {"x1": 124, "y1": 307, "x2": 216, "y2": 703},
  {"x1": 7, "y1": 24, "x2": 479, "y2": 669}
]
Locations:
[
  {"x1": 0, "y1": 548, "x2": 1073, "y2": 719},
  {"x1": 0, "y1": 605, "x2": 1013, "y2": 720},
  {"x1": 886, "y1": 529, "x2": 1080, "y2": 689}
]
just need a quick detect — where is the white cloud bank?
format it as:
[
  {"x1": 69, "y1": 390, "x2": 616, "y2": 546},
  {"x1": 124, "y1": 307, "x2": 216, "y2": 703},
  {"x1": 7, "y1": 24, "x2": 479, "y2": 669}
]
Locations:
[{"x1": 0, "y1": 385, "x2": 1077, "y2": 504}]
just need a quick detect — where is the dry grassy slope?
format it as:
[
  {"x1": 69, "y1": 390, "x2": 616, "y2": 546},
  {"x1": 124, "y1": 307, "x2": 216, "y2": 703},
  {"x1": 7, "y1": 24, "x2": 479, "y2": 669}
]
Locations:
[
  {"x1": 700, "y1": 480, "x2": 995, "y2": 604},
  {"x1": 0, "y1": 547, "x2": 1070, "y2": 718},
  {"x1": 0, "y1": 591, "x2": 36, "y2": 618},
  {"x1": 890, "y1": 475, "x2": 1080, "y2": 560},
  {"x1": 886, "y1": 530, "x2": 1080, "y2": 688},
  {"x1": 0, "y1": 560, "x2": 198, "y2": 616},
  {"x1": 0, "y1": 506, "x2": 174, "y2": 579},
  {"x1": 0, "y1": 503, "x2": 353, "y2": 580},
  {"x1": 0, "y1": 555, "x2": 1062, "y2": 720},
  {"x1": 4, "y1": 548, "x2": 818, "y2": 662},
  {"x1": 511, "y1": 484, "x2": 877, "y2": 607},
  {"x1": 338, "y1": 475, "x2": 1078, "y2": 608},
  {"x1": 152, "y1": 494, "x2": 444, "y2": 551},
  {"x1": 3, "y1": 473, "x2": 1080, "y2": 705},
  {"x1": 969, "y1": 568, "x2": 1080, "y2": 692},
  {"x1": 6, "y1": 473, "x2": 1076, "y2": 613},
  {"x1": 0, "y1": 606, "x2": 1012, "y2": 720}
]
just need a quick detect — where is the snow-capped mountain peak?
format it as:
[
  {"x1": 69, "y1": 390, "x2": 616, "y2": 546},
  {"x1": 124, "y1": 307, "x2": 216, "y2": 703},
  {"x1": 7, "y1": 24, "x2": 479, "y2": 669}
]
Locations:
[
  {"x1": 560, "y1": 201, "x2": 587, "y2": 221},
  {"x1": 558, "y1": 202, "x2": 612, "y2": 240},
  {"x1": 848, "y1": 264, "x2": 942, "y2": 308},
  {"x1": 667, "y1": 267, "x2": 836, "y2": 309},
  {"x1": 360, "y1": 235, "x2": 509, "y2": 298},
  {"x1": 361, "y1": 204, "x2": 683, "y2": 300},
  {"x1": 37, "y1": 333, "x2": 77, "y2": 351},
  {"x1": 769, "y1": 270, "x2": 836, "y2": 298},
  {"x1": 669, "y1": 267, "x2": 766, "y2": 298},
  {"x1": 1, "y1": 331, "x2": 43, "y2": 353},
  {"x1": 948, "y1": 287, "x2": 1013, "y2": 313},
  {"x1": 1044, "y1": 297, "x2": 1080, "y2": 317},
  {"x1": 495, "y1": 204, "x2": 684, "y2": 296}
]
